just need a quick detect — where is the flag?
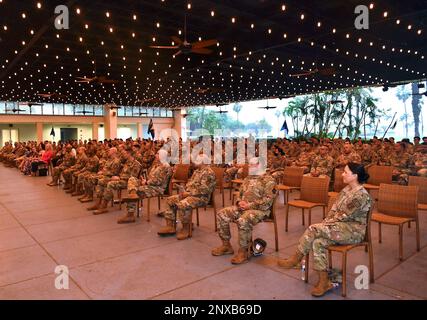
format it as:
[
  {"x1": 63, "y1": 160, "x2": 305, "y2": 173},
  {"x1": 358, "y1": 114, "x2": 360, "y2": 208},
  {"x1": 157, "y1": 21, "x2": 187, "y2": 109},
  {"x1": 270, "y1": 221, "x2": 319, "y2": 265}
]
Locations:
[
  {"x1": 147, "y1": 119, "x2": 155, "y2": 139},
  {"x1": 50, "y1": 127, "x2": 55, "y2": 137},
  {"x1": 391, "y1": 121, "x2": 397, "y2": 130},
  {"x1": 280, "y1": 119, "x2": 289, "y2": 134}
]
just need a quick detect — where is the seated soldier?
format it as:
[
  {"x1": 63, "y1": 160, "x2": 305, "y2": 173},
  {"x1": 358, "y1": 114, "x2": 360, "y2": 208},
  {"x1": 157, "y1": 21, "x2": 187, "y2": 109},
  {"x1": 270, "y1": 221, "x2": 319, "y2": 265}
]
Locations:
[
  {"x1": 308, "y1": 145, "x2": 334, "y2": 178},
  {"x1": 118, "y1": 150, "x2": 173, "y2": 224},
  {"x1": 157, "y1": 154, "x2": 216, "y2": 240},
  {"x1": 211, "y1": 157, "x2": 276, "y2": 265},
  {"x1": 93, "y1": 152, "x2": 141, "y2": 215},
  {"x1": 277, "y1": 163, "x2": 372, "y2": 297}
]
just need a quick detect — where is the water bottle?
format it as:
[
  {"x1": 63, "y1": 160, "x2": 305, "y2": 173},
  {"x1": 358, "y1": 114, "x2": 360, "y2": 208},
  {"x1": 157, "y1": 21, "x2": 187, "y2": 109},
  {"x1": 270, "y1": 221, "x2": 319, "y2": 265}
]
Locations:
[{"x1": 301, "y1": 259, "x2": 306, "y2": 281}]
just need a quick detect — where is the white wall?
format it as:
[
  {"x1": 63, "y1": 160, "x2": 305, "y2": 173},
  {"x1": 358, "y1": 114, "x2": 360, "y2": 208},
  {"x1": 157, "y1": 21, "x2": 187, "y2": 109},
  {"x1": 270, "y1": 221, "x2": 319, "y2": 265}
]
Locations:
[
  {"x1": 117, "y1": 124, "x2": 137, "y2": 139},
  {"x1": 42, "y1": 124, "x2": 93, "y2": 142},
  {"x1": 0, "y1": 123, "x2": 36, "y2": 146}
]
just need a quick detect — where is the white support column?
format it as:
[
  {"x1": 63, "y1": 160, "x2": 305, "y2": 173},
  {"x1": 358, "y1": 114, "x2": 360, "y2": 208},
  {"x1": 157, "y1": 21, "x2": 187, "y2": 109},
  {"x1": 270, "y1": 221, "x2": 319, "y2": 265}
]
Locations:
[
  {"x1": 36, "y1": 122, "x2": 43, "y2": 143},
  {"x1": 103, "y1": 104, "x2": 117, "y2": 139},
  {"x1": 92, "y1": 122, "x2": 99, "y2": 141},
  {"x1": 137, "y1": 122, "x2": 143, "y2": 139}
]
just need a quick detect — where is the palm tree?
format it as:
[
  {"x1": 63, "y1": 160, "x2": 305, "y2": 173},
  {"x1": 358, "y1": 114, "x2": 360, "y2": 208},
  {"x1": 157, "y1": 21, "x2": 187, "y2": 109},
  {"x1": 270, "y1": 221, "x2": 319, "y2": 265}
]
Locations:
[
  {"x1": 232, "y1": 103, "x2": 242, "y2": 122},
  {"x1": 396, "y1": 85, "x2": 410, "y2": 138},
  {"x1": 411, "y1": 83, "x2": 422, "y2": 137},
  {"x1": 275, "y1": 109, "x2": 282, "y2": 136}
]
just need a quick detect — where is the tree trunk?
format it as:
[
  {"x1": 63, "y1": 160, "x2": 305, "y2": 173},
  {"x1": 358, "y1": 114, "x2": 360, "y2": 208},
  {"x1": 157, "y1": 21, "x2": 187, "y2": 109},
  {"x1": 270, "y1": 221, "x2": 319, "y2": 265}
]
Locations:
[
  {"x1": 411, "y1": 83, "x2": 421, "y2": 137},
  {"x1": 404, "y1": 100, "x2": 408, "y2": 138}
]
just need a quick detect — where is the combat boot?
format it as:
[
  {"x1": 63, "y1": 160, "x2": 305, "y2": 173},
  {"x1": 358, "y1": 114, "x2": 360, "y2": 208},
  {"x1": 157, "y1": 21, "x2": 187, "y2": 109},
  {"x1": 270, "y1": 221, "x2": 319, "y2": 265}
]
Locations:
[
  {"x1": 211, "y1": 240, "x2": 234, "y2": 256},
  {"x1": 72, "y1": 184, "x2": 84, "y2": 197},
  {"x1": 117, "y1": 211, "x2": 136, "y2": 224},
  {"x1": 87, "y1": 198, "x2": 101, "y2": 211},
  {"x1": 65, "y1": 184, "x2": 76, "y2": 194},
  {"x1": 230, "y1": 247, "x2": 249, "y2": 264},
  {"x1": 311, "y1": 271, "x2": 334, "y2": 297},
  {"x1": 277, "y1": 250, "x2": 304, "y2": 269},
  {"x1": 176, "y1": 223, "x2": 192, "y2": 240},
  {"x1": 93, "y1": 199, "x2": 109, "y2": 215},
  {"x1": 157, "y1": 219, "x2": 176, "y2": 236}
]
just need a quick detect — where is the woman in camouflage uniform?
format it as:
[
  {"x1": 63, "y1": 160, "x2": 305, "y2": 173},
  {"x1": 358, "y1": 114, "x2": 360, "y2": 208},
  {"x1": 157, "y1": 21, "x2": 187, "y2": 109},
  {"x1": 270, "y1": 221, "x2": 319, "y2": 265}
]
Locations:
[{"x1": 277, "y1": 163, "x2": 372, "y2": 297}]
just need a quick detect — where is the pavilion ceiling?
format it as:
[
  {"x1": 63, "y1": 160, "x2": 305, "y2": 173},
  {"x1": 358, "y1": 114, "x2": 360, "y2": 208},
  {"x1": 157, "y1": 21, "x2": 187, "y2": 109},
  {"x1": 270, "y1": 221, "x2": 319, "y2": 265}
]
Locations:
[{"x1": 0, "y1": 0, "x2": 426, "y2": 109}]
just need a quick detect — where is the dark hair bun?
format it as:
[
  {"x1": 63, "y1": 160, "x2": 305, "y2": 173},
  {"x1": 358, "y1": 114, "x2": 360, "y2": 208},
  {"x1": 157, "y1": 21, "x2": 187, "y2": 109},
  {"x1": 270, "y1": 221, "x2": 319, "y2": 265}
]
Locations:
[{"x1": 347, "y1": 163, "x2": 369, "y2": 184}]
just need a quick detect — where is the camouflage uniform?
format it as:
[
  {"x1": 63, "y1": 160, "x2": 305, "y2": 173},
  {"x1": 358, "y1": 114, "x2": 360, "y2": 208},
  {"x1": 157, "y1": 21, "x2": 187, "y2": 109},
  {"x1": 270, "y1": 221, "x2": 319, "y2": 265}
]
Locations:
[
  {"x1": 102, "y1": 159, "x2": 141, "y2": 201},
  {"x1": 309, "y1": 154, "x2": 334, "y2": 177},
  {"x1": 126, "y1": 163, "x2": 173, "y2": 214},
  {"x1": 51, "y1": 152, "x2": 76, "y2": 183},
  {"x1": 163, "y1": 166, "x2": 216, "y2": 224},
  {"x1": 62, "y1": 154, "x2": 88, "y2": 186},
  {"x1": 217, "y1": 174, "x2": 276, "y2": 248},
  {"x1": 270, "y1": 155, "x2": 287, "y2": 183},
  {"x1": 413, "y1": 151, "x2": 427, "y2": 177},
  {"x1": 297, "y1": 185, "x2": 372, "y2": 271},
  {"x1": 76, "y1": 154, "x2": 99, "y2": 188},
  {"x1": 335, "y1": 152, "x2": 361, "y2": 168},
  {"x1": 293, "y1": 151, "x2": 314, "y2": 174},
  {"x1": 94, "y1": 157, "x2": 123, "y2": 198},
  {"x1": 390, "y1": 152, "x2": 412, "y2": 185}
]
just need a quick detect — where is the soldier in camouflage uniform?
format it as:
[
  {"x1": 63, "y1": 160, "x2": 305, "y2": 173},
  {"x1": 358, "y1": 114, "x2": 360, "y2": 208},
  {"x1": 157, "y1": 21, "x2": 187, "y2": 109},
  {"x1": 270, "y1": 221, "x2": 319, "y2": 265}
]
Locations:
[
  {"x1": 47, "y1": 145, "x2": 76, "y2": 186},
  {"x1": 269, "y1": 147, "x2": 287, "y2": 183},
  {"x1": 62, "y1": 147, "x2": 88, "y2": 191},
  {"x1": 87, "y1": 147, "x2": 123, "y2": 211},
  {"x1": 292, "y1": 144, "x2": 314, "y2": 174},
  {"x1": 76, "y1": 147, "x2": 100, "y2": 202},
  {"x1": 389, "y1": 143, "x2": 412, "y2": 185},
  {"x1": 118, "y1": 150, "x2": 173, "y2": 223},
  {"x1": 93, "y1": 152, "x2": 141, "y2": 215},
  {"x1": 212, "y1": 157, "x2": 276, "y2": 264},
  {"x1": 157, "y1": 155, "x2": 216, "y2": 240},
  {"x1": 335, "y1": 143, "x2": 361, "y2": 169},
  {"x1": 360, "y1": 144, "x2": 378, "y2": 168},
  {"x1": 308, "y1": 145, "x2": 334, "y2": 178},
  {"x1": 412, "y1": 149, "x2": 427, "y2": 177},
  {"x1": 277, "y1": 163, "x2": 372, "y2": 297},
  {"x1": 377, "y1": 140, "x2": 394, "y2": 166}
]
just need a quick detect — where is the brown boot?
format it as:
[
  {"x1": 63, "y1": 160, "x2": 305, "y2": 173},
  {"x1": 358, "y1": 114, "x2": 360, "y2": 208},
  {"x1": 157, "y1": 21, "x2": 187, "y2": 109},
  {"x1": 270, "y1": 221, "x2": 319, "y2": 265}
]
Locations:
[
  {"x1": 80, "y1": 196, "x2": 93, "y2": 203},
  {"x1": 65, "y1": 184, "x2": 75, "y2": 194},
  {"x1": 93, "y1": 199, "x2": 109, "y2": 215},
  {"x1": 231, "y1": 247, "x2": 249, "y2": 264},
  {"x1": 71, "y1": 184, "x2": 84, "y2": 197},
  {"x1": 176, "y1": 223, "x2": 192, "y2": 240},
  {"x1": 157, "y1": 219, "x2": 176, "y2": 236},
  {"x1": 117, "y1": 211, "x2": 136, "y2": 224},
  {"x1": 311, "y1": 271, "x2": 334, "y2": 297},
  {"x1": 277, "y1": 250, "x2": 304, "y2": 269},
  {"x1": 212, "y1": 240, "x2": 234, "y2": 256},
  {"x1": 87, "y1": 198, "x2": 101, "y2": 211}
]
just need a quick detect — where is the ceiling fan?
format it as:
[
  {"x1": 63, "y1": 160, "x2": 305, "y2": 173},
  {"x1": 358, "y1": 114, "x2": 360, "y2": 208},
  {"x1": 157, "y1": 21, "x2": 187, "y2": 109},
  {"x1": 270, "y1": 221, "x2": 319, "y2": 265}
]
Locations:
[
  {"x1": 290, "y1": 67, "x2": 336, "y2": 78},
  {"x1": 37, "y1": 92, "x2": 67, "y2": 99},
  {"x1": 328, "y1": 100, "x2": 345, "y2": 104},
  {"x1": 136, "y1": 98, "x2": 159, "y2": 105},
  {"x1": 19, "y1": 102, "x2": 43, "y2": 107},
  {"x1": 194, "y1": 87, "x2": 224, "y2": 94},
  {"x1": 75, "y1": 76, "x2": 119, "y2": 84},
  {"x1": 149, "y1": 15, "x2": 218, "y2": 57},
  {"x1": 214, "y1": 104, "x2": 228, "y2": 114},
  {"x1": 75, "y1": 110, "x2": 95, "y2": 115},
  {"x1": 5, "y1": 108, "x2": 26, "y2": 113},
  {"x1": 258, "y1": 100, "x2": 277, "y2": 110}
]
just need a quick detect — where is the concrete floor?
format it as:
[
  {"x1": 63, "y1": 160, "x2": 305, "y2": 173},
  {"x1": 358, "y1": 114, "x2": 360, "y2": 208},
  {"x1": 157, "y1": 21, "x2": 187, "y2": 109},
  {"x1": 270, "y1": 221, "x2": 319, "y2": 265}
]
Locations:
[{"x1": 0, "y1": 165, "x2": 426, "y2": 300}]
